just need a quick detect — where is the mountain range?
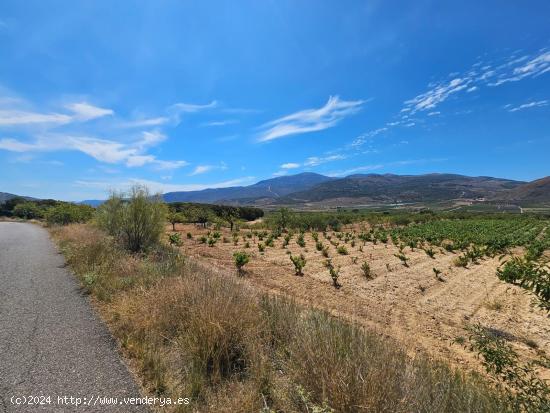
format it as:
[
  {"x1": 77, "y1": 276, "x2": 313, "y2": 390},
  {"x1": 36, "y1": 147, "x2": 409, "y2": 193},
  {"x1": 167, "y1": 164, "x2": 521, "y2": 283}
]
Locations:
[{"x1": 4, "y1": 172, "x2": 550, "y2": 207}]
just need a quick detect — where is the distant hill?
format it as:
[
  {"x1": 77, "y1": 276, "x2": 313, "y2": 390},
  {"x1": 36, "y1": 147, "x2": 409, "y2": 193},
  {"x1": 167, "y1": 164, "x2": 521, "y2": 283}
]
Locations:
[
  {"x1": 278, "y1": 173, "x2": 525, "y2": 204},
  {"x1": 163, "y1": 172, "x2": 335, "y2": 204},
  {"x1": 0, "y1": 192, "x2": 36, "y2": 204},
  {"x1": 80, "y1": 199, "x2": 105, "y2": 207},
  {"x1": 495, "y1": 176, "x2": 550, "y2": 203}
]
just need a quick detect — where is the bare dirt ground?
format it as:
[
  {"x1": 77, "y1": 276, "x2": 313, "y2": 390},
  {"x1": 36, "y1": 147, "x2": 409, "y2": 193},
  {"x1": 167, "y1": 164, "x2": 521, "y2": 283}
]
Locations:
[{"x1": 170, "y1": 224, "x2": 550, "y2": 379}]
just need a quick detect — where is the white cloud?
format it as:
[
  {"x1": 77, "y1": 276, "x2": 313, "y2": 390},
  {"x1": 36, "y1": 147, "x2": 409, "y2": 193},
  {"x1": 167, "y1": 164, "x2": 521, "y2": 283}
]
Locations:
[
  {"x1": 404, "y1": 78, "x2": 469, "y2": 114},
  {"x1": 466, "y1": 86, "x2": 478, "y2": 93},
  {"x1": 0, "y1": 110, "x2": 72, "y2": 126},
  {"x1": 201, "y1": 119, "x2": 239, "y2": 127},
  {"x1": 65, "y1": 102, "x2": 113, "y2": 121},
  {"x1": 507, "y1": 100, "x2": 548, "y2": 112},
  {"x1": 189, "y1": 165, "x2": 214, "y2": 176},
  {"x1": 0, "y1": 133, "x2": 187, "y2": 170},
  {"x1": 257, "y1": 96, "x2": 365, "y2": 142},
  {"x1": 280, "y1": 162, "x2": 300, "y2": 169},
  {"x1": 304, "y1": 154, "x2": 347, "y2": 167},
  {"x1": 120, "y1": 117, "x2": 170, "y2": 128},
  {"x1": 170, "y1": 100, "x2": 218, "y2": 113},
  {"x1": 74, "y1": 176, "x2": 255, "y2": 194},
  {"x1": 328, "y1": 164, "x2": 384, "y2": 177}
]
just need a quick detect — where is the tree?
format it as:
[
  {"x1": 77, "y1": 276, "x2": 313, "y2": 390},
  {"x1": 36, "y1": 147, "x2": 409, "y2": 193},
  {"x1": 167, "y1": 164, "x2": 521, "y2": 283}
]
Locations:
[
  {"x1": 221, "y1": 207, "x2": 238, "y2": 232},
  {"x1": 276, "y1": 207, "x2": 292, "y2": 230},
  {"x1": 167, "y1": 210, "x2": 184, "y2": 231},
  {"x1": 12, "y1": 202, "x2": 43, "y2": 219}
]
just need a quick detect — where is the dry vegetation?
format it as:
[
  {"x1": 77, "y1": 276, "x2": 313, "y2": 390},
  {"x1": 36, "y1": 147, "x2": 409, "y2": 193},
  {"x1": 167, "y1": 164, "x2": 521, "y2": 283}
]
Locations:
[
  {"x1": 175, "y1": 224, "x2": 550, "y2": 383},
  {"x1": 50, "y1": 223, "x2": 513, "y2": 412}
]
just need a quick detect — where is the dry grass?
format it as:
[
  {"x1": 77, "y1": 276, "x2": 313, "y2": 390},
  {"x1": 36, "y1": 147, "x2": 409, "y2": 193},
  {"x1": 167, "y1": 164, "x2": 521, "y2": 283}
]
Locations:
[{"x1": 51, "y1": 224, "x2": 512, "y2": 412}]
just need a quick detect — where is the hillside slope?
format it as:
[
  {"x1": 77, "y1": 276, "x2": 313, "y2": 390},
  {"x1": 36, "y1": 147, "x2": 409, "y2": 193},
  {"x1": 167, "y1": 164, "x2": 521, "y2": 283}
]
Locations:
[
  {"x1": 280, "y1": 173, "x2": 525, "y2": 203},
  {"x1": 495, "y1": 176, "x2": 550, "y2": 203},
  {"x1": 163, "y1": 172, "x2": 334, "y2": 204}
]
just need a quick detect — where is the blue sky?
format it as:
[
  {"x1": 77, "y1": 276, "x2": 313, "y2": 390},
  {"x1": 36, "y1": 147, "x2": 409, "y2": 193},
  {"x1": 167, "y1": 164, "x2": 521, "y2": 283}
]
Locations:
[{"x1": 0, "y1": 1, "x2": 549, "y2": 201}]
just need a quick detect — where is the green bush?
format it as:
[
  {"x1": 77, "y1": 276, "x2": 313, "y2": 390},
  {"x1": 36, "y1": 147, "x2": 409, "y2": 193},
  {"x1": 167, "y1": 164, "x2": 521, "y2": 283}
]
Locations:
[
  {"x1": 290, "y1": 254, "x2": 306, "y2": 276},
  {"x1": 233, "y1": 251, "x2": 250, "y2": 275},
  {"x1": 12, "y1": 202, "x2": 44, "y2": 219},
  {"x1": 96, "y1": 185, "x2": 166, "y2": 252},
  {"x1": 45, "y1": 203, "x2": 94, "y2": 225}
]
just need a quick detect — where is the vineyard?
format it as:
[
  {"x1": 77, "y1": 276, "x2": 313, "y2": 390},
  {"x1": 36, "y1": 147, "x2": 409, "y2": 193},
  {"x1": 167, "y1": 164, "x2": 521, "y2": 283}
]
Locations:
[{"x1": 390, "y1": 217, "x2": 549, "y2": 253}]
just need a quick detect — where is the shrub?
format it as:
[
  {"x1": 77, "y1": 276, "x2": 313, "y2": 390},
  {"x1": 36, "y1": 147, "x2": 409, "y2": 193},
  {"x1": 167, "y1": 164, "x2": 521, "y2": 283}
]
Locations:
[
  {"x1": 290, "y1": 254, "x2": 306, "y2": 276},
  {"x1": 497, "y1": 257, "x2": 549, "y2": 311},
  {"x1": 169, "y1": 232, "x2": 182, "y2": 246},
  {"x1": 97, "y1": 186, "x2": 166, "y2": 252},
  {"x1": 361, "y1": 262, "x2": 372, "y2": 279},
  {"x1": 233, "y1": 251, "x2": 250, "y2": 275},
  {"x1": 321, "y1": 246, "x2": 330, "y2": 258},
  {"x1": 207, "y1": 237, "x2": 216, "y2": 247},
  {"x1": 425, "y1": 247, "x2": 436, "y2": 258},
  {"x1": 296, "y1": 233, "x2": 306, "y2": 248},
  {"x1": 394, "y1": 253, "x2": 409, "y2": 267},
  {"x1": 46, "y1": 203, "x2": 94, "y2": 226},
  {"x1": 13, "y1": 202, "x2": 43, "y2": 219},
  {"x1": 315, "y1": 241, "x2": 324, "y2": 251},
  {"x1": 324, "y1": 259, "x2": 341, "y2": 288},
  {"x1": 258, "y1": 243, "x2": 265, "y2": 253},
  {"x1": 454, "y1": 255, "x2": 469, "y2": 268},
  {"x1": 186, "y1": 232, "x2": 193, "y2": 239},
  {"x1": 433, "y1": 267, "x2": 444, "y2": 282},
  {"x1": 337, "y1": 245, "x2": 348, "y2": 255}
]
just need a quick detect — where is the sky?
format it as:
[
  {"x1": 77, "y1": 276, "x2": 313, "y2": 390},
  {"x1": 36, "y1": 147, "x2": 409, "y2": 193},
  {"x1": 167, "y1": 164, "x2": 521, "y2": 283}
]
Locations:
[{"x1": 0, "y1": 0, "x2": 549, "y2": 201}]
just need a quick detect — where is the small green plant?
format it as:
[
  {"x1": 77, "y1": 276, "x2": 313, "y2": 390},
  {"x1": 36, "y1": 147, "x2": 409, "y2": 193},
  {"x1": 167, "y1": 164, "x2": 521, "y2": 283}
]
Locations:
[
  {"x1": 258, "y1": 243, "x2": 265, "y2": 253},
  {"x1": 296, "y1": 233, "x2": 306, "y2": 248},
  {"x1": 454, "y1": 254, "x2": 469, "y2": 268},
  {"x1": 233, "y1": 251, "x2": 250, "y2": 276},
  {"x1": 324, "y1": 259, "x2": 341, "y2": 288},
  {"x1": 290, "y1": 254, "x2": 306, "y2": 276},
  {"x1": 245, "y1": 241, "x2": 250, "y2": 248},
  {"x1": 425, "y1": 248, "x2": 436, "y2": 259},
  {"x1": 394, "y1": 252, "x2": 409, "y2": 267},
  {"x1": 321, "y1": 246, "x2": 330, "y2": 258},
  {"x1": 186, "y1": 232, "x2": 193, "y2": 239},
  {"x1": 350, "y1": 256, "x2": 358, "y2": 264},
  {"x1": 361, "y1": 262, "x2": 372, "y2": 279},
  {"x1": 168, "y1": 232, "x2": 182, "y2": 246},
  {"x1": 312, "y1": 232, "x2": 319, "y2": 241},
  {"x1": 315, "y1": 240, "x2": 324, "y2": 251},
  {"x1": 265, "y1": 237, "x2": 274, "y2": 247},
  {"x1": 207, "y1": 237, "x2": 216, "y2": 247},
  {"x1": 337, "y1": 245, "x2": 348, "y2": 255},
  {"x1": 283, "y1": 234, "x2": 291, "y2": 248},
  {"x1": 199, "y1": 235, "x2": 207, "y2": 244}
]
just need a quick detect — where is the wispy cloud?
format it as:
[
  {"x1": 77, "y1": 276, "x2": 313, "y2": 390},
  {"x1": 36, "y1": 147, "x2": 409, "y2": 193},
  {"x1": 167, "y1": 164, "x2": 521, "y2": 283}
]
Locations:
[
  {"x1": 405, "y1": 78, "x2": 469, "y2": 114},
  {"x1": 170, "y1": 100, "x2": 218, "y2": 113},
  {"x1": 0, "y1": 131, "x2": 188, "y2": 170},
  {"x1": 74, "y1": 176, "x2": 255, "y2": 194},
  {"x1": 0, "y1": 101, "x2": 113, "y2": 126},
  {"x1": 201, "y1": 119, "x2": 239, "y2": 127},
  {"x1": 507, "y1": 100, "x2": 548, "y2": 112},
  {"x1": 257, "y1": 96, "x2": 365, "y2": 142},
  {"x1": 188, "y1": 162, "x2": 228, "y2": 176},
  {"x1": 280, "y1": 162, "x2": 300, "y2": 169}
]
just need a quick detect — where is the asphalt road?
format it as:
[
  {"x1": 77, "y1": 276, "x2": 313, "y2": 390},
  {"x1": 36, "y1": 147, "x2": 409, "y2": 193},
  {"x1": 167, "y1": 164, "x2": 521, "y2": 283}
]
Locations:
[{"x1": 0, "y1": 222, "x2": 148, "y2": 412}]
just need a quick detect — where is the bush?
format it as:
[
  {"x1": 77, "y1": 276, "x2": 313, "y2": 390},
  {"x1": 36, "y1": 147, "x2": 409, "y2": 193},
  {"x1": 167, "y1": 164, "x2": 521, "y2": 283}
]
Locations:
[
  {"x1": 324, "y1": 259, "x2": 341, "y2": 288},
  {"x1": 290, "y1": 254, "x2": 306, "y2": 276},
  {"x1": 169, "y1": 232, "x2": 182, "y2": 246},
  {"x1": 96, "y1": 185, "x2": 166, "y2": 252},
  {"x1": 296, "y1": 233, "x2": 306, "y2": 248},
  {"x1": 497, "y1": 257, "x2": 549, "y2": 311},
  {"x1": 361, "y1": 262, "x2": 372, "y2": 279},
  {"x1": 233, "y1": 251, "x2": 250, "y2": 275},
  {"x1": 45, "y1": 203, "x2": 94, "y2": 225},
  {"x1": 337, "y1": 245, "x2": 348, "y2": 255},
  {"x1": 13, "y1": 202, "x2": 43, "y2": 219}
]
